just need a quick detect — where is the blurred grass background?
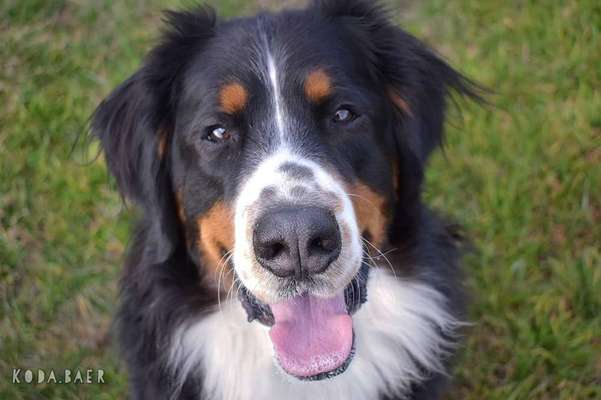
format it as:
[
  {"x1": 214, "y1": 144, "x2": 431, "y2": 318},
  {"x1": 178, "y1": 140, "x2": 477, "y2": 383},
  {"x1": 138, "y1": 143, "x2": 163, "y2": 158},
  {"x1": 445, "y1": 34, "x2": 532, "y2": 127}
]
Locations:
[{"x1": 0, "y1": 0, "x2": 599, "y2": 399}]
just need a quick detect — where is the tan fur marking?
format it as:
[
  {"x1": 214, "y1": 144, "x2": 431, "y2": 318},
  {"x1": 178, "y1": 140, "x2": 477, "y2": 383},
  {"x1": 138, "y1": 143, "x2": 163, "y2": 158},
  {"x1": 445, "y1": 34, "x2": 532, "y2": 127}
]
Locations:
[
  {"x1": 348, "y1": 181, "x2": 387, "y2": 248},
  {"x1": 392, "y1": 163, "x2": 400, "y2": 194},
  {"x1": 219, "y1": 82, "x2": 248, "y2": 114},
  {"x1": 175, "y1": 191, "x2": 186, "y2": 224},
  {"x1": 158, "y1": 132, "x2": 168, "y2": 158},
  {"x1": 387, "y1": 87, "x2": 412, "y2": 116},
  {"x1": 304, "y1": 69, "x2": 332, "y2": 103},
  {"x1": 196, "y1": 202, "x2": 234, "y2": 289}
]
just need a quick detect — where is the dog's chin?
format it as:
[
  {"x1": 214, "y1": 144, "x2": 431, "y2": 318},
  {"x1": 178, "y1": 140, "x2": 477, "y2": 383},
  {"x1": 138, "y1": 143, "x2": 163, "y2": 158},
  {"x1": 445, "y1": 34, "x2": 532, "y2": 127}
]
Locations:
[{"x1": 237, "y1": 263, "x2": 369, "y2": 381}]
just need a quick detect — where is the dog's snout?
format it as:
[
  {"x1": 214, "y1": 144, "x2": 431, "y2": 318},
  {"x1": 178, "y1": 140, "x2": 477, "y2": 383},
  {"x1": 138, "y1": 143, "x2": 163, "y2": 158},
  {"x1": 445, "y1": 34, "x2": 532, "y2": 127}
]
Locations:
[{"x1": 253, "y1": 206, "x2": 341, "y2": 279}]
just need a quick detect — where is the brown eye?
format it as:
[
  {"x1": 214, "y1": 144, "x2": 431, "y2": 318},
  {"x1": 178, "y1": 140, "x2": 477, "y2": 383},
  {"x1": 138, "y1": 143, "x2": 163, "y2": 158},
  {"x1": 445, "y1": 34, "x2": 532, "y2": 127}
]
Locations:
[
  {"x1": 333, "y1": 107, "x2": 355, "y2": 123},
  {"x1": 206, "y1": 125, "x2": 230, "y2": 142}
]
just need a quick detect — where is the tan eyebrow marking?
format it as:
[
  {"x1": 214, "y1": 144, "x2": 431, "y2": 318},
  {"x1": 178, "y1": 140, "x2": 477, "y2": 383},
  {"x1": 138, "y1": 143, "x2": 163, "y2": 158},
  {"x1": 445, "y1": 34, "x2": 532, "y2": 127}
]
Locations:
[
  {"x1": 219, "y1": 82, "x2": 248, "y2": 114},
  {"x1": 304, "y1": 68, "x2": 332, "y2": 103}
]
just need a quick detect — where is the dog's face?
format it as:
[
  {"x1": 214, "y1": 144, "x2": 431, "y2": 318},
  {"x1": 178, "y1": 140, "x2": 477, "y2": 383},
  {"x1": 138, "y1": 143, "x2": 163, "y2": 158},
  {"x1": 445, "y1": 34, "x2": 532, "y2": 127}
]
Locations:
[
  {"x1": 92, "y1": 0, "x2": 472, "y2": 382},
  {"x1": 176, "y1": 17, "x2": 395, "y2": 301}
]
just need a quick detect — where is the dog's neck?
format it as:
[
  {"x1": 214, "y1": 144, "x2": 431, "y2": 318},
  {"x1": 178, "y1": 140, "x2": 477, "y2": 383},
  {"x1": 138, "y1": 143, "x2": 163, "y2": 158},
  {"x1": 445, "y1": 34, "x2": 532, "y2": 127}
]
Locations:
[{"x1": 168, "y1": 268, "x2": 460, "y2": 400}]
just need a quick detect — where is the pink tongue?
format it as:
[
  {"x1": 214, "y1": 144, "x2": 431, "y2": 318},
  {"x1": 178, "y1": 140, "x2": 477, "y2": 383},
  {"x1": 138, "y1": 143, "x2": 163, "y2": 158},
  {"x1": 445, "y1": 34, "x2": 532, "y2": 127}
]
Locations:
[{"x1": 269, "y1": 293, "x2": 353, "y2": 378}]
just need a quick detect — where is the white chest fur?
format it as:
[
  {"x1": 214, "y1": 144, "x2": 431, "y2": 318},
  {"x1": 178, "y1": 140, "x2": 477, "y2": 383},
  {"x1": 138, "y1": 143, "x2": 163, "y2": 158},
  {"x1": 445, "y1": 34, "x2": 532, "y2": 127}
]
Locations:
[{"x1": 168, "y1": 269, "x2": 460, "y2": 400}]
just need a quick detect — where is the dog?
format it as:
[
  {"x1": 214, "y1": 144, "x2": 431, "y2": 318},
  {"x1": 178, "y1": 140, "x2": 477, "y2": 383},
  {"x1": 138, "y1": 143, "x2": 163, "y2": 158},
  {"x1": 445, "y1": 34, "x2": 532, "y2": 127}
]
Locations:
[{"x1": 91, "y1": 0, "x2": 478, "y2": 398}]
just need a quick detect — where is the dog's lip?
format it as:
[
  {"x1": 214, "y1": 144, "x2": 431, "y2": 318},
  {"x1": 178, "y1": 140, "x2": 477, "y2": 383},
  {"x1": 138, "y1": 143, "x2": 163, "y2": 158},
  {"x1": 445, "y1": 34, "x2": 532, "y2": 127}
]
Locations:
[
  {"x1": 238, "y1": 285, "x2": 275, "y2": 326},
  {"x1": 237, "y1": 262, "x2": 370, "y2": 328}
]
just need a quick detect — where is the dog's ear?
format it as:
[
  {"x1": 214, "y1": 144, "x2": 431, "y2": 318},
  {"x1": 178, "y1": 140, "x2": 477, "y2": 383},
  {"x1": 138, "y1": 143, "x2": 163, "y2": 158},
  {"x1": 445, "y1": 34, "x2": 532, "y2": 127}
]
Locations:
[
  {"x1": 90, "y1": 6, "x2": 216, "y2": 259},
  {"x1": 92, "y1": 6, "x2": 216, "y2": 204},
  {"x1": 315, "y1": 0, "x2": 480, "y2": 163},
  {"x1": 315, "y1": 0, "x2": 480, "y2": 236},
  {"x1": 92, "y1": 71, "x2": 168, "y2": 208}
]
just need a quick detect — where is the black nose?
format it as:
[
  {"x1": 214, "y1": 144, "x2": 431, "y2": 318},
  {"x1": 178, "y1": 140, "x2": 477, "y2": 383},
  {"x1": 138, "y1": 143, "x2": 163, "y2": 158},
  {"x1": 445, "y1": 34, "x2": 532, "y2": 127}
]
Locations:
[{"x1": 253, "y1": 206, "x2": 341, "y2": 279}]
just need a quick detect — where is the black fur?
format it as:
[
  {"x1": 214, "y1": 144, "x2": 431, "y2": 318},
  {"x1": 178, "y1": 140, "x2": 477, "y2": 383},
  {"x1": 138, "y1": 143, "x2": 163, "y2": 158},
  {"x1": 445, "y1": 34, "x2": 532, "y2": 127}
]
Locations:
[{"x1": 91, "y1": 1, "x2": 478, "y2": 398}]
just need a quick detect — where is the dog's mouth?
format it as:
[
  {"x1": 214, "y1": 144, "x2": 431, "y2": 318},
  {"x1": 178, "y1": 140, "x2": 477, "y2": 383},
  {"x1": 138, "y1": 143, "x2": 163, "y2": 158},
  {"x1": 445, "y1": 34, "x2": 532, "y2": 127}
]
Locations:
[{"x1": 238, "y1": 263, "x2": 369, "y2": 380}]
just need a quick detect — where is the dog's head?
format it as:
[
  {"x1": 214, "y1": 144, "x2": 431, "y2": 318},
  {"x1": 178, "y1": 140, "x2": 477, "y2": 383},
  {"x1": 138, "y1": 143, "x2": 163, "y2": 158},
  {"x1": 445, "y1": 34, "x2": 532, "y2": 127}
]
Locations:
[{"x1": 92, "y1": 0, "x2": 474, "y2": 381}]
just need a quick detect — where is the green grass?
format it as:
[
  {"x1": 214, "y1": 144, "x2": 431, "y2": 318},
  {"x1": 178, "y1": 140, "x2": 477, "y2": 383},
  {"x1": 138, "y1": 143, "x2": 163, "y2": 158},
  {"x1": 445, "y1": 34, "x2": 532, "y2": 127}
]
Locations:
[{"x1": 1, "y1": 0, "x2": 599, "y2": 398}]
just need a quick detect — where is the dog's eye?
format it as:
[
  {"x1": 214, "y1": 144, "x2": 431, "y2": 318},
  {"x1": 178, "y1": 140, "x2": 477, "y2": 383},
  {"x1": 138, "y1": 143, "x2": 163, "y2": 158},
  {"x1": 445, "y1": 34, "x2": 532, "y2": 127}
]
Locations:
[
  {"x1": 205, "y1": 125, "x2": 230, "y2": 142},
  {"x1": 333, "y1": 107, "x2": 355, "y2": 123}
]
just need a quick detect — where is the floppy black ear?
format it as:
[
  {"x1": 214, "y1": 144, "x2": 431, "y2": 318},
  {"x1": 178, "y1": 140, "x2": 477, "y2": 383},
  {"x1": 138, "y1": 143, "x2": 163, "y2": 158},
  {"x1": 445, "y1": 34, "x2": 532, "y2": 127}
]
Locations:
[
  {"x1": 90, "y1": 6, "x2": 216, "y2": 260},
  {"x1": 92, "y1": 72, "x2": 167, "y2": 207},
  {"x1": 315, "y1": 0, "x2": 480, "y2": 162},
  {"x1": 377, "y1": 27, "x2": 480, "y2": 163},
  {"x1": 91, "y1": 6, "x2": 216, "y2": 210}
]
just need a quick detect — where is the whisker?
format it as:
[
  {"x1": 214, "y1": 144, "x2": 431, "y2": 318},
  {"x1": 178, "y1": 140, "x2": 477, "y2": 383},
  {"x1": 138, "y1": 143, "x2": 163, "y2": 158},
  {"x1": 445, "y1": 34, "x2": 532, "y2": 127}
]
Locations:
[
  {"x1": 226, "y1": 275, "x2": 241, "y2": 304},
  {"x1": 216, "y1": 250, "x2": 234, "y2": 314},
  {"x1": 375, "y1": 247, "x2": 398, "y2": 259},
  {"x1": 344, "y1": 191, "x2": 378, "y2": 211},
  {"x1": 343, "y1": 189, "x2": 397, "y2": 278},
  {"x1": 362, "y1": 246, "x2": 378, "y2": 268},
  {"x1": 361, "y1": 236, "x2": 397, "y2": 279}
]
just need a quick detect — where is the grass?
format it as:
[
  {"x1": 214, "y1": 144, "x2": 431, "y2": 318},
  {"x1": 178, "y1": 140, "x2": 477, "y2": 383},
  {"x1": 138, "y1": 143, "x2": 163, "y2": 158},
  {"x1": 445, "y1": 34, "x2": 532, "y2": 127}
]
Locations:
[{"x1": 0, "y1": 0, "x2": 599, "y2": 398}]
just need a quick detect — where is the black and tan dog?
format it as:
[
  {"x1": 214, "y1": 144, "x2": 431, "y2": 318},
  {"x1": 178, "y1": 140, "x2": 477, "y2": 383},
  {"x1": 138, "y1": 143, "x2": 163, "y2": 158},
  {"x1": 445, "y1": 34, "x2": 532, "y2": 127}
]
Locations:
[{"x1": 91, "y1": 0, "x2": 477, "y2": 398}]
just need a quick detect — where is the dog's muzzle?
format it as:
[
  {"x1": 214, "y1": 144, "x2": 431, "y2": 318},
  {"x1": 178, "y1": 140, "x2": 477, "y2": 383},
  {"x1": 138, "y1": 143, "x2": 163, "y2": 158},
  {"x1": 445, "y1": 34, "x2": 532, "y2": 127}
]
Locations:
[{"x1": 232, "y1": 151, "x2": 365, "y2": 380}]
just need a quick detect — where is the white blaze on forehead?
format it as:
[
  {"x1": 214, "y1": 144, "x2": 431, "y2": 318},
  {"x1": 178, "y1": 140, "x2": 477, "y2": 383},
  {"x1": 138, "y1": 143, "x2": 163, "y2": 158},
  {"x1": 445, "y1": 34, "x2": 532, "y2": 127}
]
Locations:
[{"x1": 267, "y1": 50, "x2": 286, "y2": 142}]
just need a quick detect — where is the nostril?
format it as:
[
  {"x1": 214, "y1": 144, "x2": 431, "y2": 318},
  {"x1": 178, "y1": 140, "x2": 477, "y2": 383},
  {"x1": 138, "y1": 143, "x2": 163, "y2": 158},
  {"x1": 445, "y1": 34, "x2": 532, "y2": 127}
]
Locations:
[
  {"x1": 309, "y1": 237, "x2": 323, "y2": 252},
  {"x1": 308, "y1": 236, "x2": 337, "y2": 254},
  {"x1": 257, "y1": 240, "x2": 286, "y2": 260}
]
